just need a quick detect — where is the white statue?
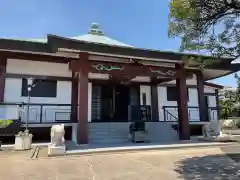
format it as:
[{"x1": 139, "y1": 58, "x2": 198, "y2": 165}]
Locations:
[
  {"x1": 50, "y1": 124, "x2": 65, "y2": 146},
  {"x1": 221, "y1": 119, "x2": 235, "y2": 129},
  {"x1": 203, "y1": 120, "x2": 222, "y2": 137}
]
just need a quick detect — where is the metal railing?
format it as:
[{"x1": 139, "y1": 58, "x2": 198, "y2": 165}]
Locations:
[
  {"x1": 162, "y1": 106, "x2": 219, "y2": 122},
  {"x1": 0, "y1": 102, "x2": 73, "y2": 124}
]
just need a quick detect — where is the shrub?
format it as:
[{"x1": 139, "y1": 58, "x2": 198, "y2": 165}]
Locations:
[{"x1": 0, "y1": 119, "x2": 13, "y2": 128}]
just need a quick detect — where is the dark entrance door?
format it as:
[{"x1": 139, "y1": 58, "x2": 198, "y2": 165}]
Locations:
[
  {"x1": 114, "y1": 85, "x2": 130, "y2": 121},
  {"x1": 101, "y1": 85, "x2": 130, "y2": 122}
]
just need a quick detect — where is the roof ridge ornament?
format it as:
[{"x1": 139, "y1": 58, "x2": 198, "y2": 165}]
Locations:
[{"x1": 88, "y1": 23, "x2": 104, "y2": 36}]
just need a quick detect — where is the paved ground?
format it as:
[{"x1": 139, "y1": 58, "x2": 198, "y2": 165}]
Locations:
[{"x1": 1, "y1": 146, "x2": 240, "y2": 180}]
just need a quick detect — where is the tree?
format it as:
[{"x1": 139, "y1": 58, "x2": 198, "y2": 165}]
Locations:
[
  {"x1": 168, "y1": 0, "x2": 240, "y2": 58},
  {"x1": 219, "y1": 73, "x2": 240, "y2": 118}
]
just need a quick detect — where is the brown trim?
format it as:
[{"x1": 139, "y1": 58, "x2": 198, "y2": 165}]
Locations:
[
  {"x1": 0, "y1": 46, "x2": 236, "y2": 81},
  {"x1": 204, "y1": 92, "x2": 216, "y2": 96},
  {"x1": 176, "y1": 65, "x2": 190, "y2": 140},
  {"x1": 90, "y1": 79, "x2": 174, "y2": 86},
  {"x1": 159, "y1": 83, "x2": 198, "y2": 88},
  {"x1": 48, "y1": 34, "x2": 234, "y2": 61},
  {"x1": 5, "y1": 73, "x2": 72, "y2": 81},
  {"x1": 0, "y1": 35, "x2": 234, "y2": 62},
  {"x1": 0, "y1": 49, "x2": 76, "y2": 63},
  {"x1": 0, "y1": 57, "x2": 6, "y2": 102},
  {"x1": 204, "y1": 82, "x2": 224, "y2": 89},
  {"x1": 151, "y1": 85, "x2": 159, "y2": 121},
  {"x1": 70, "y1": 59, "x2": 180, "y2": 79},
  {"x1": 71, "y1": 72, "x2": 78, "y2": 122},
  {"x1": 77, "y1": 52, "x2": 89, "y2": 144},
  {"x1": 196, "y1": 71, "x2": 208, "y2": 122},
  {"x1": 215, "y1": 89, "x2": 220, "y2": 119},
  {"x1": 160, "y1": 81, "x2": 224, "y2": 89}
]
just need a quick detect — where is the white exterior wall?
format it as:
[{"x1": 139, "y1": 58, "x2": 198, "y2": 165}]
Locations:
[
  {"x1": 6, "y1": 59, "x2": 72, "y2": 77},
  {"x1": 3, "y1": 59, "x2": 72, "y2": 123},
  {"x1": 157, "y1": 75, "x2": 218, "y2": 122},
  {"x1": 158, "y1": 86, "x2": 200, "y2": 122},
  {"x1": 1, "y1": 60, "x2": 219, "y2": 124}
]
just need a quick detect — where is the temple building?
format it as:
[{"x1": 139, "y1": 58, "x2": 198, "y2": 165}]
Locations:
[{"x1": 0, "y1": 23, "x2": 238, "y2": 144}]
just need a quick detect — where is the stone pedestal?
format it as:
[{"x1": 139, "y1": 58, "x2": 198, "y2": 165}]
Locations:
[
  {"x1": 132, "y1": 131, "x2": 149, "y2": 143},
  {"x1": 71, "y1": 123, "x2": 78, "y2": 145},
  {"x1": 48, "y1": 144, "x2": 66, "y2": 156},
  {"x1": 14, "y1": 134, "x2": 33, "y2": 150},
  {"x1": 48, "y1": 124, "x2": 66, "y2": 156}
]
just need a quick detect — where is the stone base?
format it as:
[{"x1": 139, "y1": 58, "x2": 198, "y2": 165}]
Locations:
[
  {"x1": 198, "y1": 134, "x2": 235, "y2": 142},
  {"x1": 132, "y1": 131, "x2": 149, "y2": 143},
  {"x1": 14, "y1": 135, "x2": 32, "y2": 151},
  {"x1": 48, "y1": 145, "x2": 66, "y2": 156}
]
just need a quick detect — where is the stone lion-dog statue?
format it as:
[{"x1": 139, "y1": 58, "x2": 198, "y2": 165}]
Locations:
[{"x1": 50, "y1": 124, "x2": 65, "y2": 146}]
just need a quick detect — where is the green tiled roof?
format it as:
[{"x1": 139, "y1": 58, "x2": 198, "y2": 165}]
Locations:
[{"x1": 15, "y1": 23, "x2": 132, "y2": 47}]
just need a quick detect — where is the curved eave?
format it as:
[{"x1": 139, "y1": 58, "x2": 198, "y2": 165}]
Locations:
[{"x1": 203, "y1": 63, "x2": 240, "y2": 80}]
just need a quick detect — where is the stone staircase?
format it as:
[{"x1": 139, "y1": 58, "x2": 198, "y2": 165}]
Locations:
[
  {"x1": 88, "y1": 122, "x2": 179, "y2": 144},
  {"x1": 88, "y1": 123, "x2": 131, "y2": 144}
]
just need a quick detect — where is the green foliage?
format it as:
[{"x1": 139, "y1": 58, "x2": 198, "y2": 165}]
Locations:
[
  {"x1": 219, "y1": 73, "x2": 240, "y2": 118},
  {"x1": 182, "y1": 55, "x2": 221, "y2": 70},
  {"x1": 169, "y1": 0, "x2": 240, "y2": 58},
  {"x1": 0, "y1": 119, "x2": 13, "y2": 128}
]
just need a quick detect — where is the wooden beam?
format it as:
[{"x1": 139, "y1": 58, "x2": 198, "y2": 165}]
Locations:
[
  {"x1": 77, "y1": 52, "x2": 89, "y2": 144},
  {"x1": 176, "y1": 64, "x2": 190, "y2": 140},
  {"x1": 71, "y1": 72, "x2": 78, "y2": 122},
  {"x1": 0, "y1": 49, "x2": 76, "y2": 63},
  {"x1": 151, "y1": 85, "x2": 159, "y2": 121},
  {"x1": 5, "y1": 73, "x2": 72, "y2": 81},
  {"x1": 196, "y1": 71, "x2": 208, "y2": 122},
  {"x1": 69, "y1": 60, "x2": 180, "y2": 79},
  {"x1": 0, "y1": 57, "x2": 6, "y2": 102}
]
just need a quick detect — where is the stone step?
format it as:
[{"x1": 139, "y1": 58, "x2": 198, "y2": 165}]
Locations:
[
  {"x1": 88, "y1": 131, "x2": 128, "y2": 135},
  {"x1": 88, "y1": 130, "x2": 129, "y2": 133},
  {"x1": 89, "y1": 135, "x2": 128, "y2": 139},
  {"x1": 89, "y1": 139, "x2": 129, "y2": 144},
  {"x1": 88, "y1": 122, "x2": 179, "y2": 144}
]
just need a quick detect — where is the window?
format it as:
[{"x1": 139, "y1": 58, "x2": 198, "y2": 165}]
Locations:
[
  {"x1": 166, "y1": 86, "x2": 189, "y2": 101},
  {"x1": 21, "y1": 78, "x2": 57, "y2": 97}
]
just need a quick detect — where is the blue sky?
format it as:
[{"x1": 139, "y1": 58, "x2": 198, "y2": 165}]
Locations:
[{"x1": 0, "y1": 0, "x2": 237, "y2": 87}]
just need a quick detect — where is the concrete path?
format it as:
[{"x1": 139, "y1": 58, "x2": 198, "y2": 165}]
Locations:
[
  {"x1": 1, "y1": 145, "x2": 240, "y2": 179},
  {"x1": 66, "y1": 141, "x2": 238, "y2": 155}
]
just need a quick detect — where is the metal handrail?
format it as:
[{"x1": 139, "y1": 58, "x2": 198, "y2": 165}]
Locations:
[
  {"x1": 162, "y1": 106, "x2": 219, "y2": 121},
  {"x1": 163, "y1": 108, "x2": 178, "y2": 121},
  {"x1": 0, "y1": 102, "x2": 73, "y2": 124}
]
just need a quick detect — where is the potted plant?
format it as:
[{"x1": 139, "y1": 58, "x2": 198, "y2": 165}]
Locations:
[
  {"x1": 0, "y1": 119, "x2": 23, "y2": 149},
  {"x1": 14, "y1": 78, "x2": 35, "y2": 151}
]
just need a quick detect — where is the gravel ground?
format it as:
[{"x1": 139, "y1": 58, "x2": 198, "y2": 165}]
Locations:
[{"x1": 0, "y1": 147, "x2": 240, "y2": 180}]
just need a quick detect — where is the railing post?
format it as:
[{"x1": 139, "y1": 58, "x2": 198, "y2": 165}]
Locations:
[
  {"x1": 39, "y1": 105, "x2": 43, "y2": 124},
  {"x1": 163, "y1": 106, "x2": 166, "y2": 121}
]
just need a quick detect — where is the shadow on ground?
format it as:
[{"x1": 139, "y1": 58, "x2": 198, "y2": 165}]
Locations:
[{"x1": 175, "y1": 154, "x2": 240, "y2": 180}]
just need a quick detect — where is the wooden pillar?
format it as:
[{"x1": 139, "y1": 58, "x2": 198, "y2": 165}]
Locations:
[
  {"x1": 151, "y1": 85, "x2": 159, "y2": 121},
  {"x1": 0, "y1": 57, "x2": 6, "y2": 102},
  {"x1": 196, "y1": 71, "x2": 208, "y2": 121},
  {"x1": 71, "y1": 72, "x2": 78, "y2": 122},
  {"x1": 77, "y1": 53, "x2": 89, "y2": 144},
  {"x1": 176, "y1": 65, "x2": 190, "y2": 140},
  {"x1": 215, "y1": 89, "x2": 220, "y2": 120}
]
